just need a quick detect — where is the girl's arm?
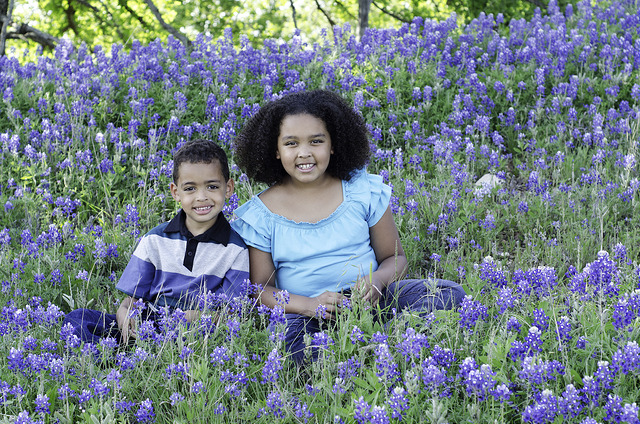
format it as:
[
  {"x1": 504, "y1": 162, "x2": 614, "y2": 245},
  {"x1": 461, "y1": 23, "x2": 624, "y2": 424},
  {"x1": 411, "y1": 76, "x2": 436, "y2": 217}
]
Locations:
[
  {"x1": 358, "y1": 206, "x2": 408, "y2": 304},
  {"x1": 249, "y1": 246, "x2": 346, "y2": 319}
]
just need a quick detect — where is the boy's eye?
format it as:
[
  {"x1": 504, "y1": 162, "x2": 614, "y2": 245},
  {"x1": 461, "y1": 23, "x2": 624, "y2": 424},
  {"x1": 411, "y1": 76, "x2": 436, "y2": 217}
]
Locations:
[{"x1": 207, "y1": 185, "x2": 219, "y2": 190}]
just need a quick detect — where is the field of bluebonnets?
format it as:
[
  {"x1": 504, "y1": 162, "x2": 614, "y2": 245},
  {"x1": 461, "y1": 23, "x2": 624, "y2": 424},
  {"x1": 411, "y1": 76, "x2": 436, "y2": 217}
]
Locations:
[{"x1": 1, "y1": 0, "x2": 640, "y2": 422}]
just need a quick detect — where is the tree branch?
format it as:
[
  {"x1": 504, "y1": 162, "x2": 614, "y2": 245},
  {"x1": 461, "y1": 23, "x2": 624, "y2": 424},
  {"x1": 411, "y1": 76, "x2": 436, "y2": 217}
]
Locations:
[
  {"x1": 371, "y1": 0, "x2": 411, "y2": 23},
  {"x1": 2, "y1": 19, "x2": 60, "y2": 50},
  {"x1": 313, "y1": 0, "x2": 336, "y2": 27},
  {"x1": 334, "y1": 0, "x2": 356, "y2": 20},
  {"x1": 119, "y1": 0, "x2": 151, "y2": 29},
  {"x1": 143, "y1": 0, "x2": 191, "y2": 48},
  {"x1": 289, "y1": 0, "x2": 298, "y2": 29}
]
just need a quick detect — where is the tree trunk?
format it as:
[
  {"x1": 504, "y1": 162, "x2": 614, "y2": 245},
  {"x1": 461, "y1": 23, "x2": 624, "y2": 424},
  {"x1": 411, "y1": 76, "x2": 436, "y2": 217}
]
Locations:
[
  {"x1": 358, "y1": 0, "x2": 372, "y2": 40},
  {"x1": 0, "y1": 0, "x2": 13, "y2": 56}
]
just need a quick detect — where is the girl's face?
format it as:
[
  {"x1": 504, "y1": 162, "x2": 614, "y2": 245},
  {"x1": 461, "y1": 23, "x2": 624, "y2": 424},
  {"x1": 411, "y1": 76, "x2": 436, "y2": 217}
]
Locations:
[{"x1": 276, "y1": 113, "x2": 334, "y2": 186}]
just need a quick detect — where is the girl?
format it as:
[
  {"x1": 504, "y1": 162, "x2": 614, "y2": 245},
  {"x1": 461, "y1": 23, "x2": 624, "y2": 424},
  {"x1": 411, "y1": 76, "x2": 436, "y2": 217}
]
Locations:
[{"x1": 231, "y1": 90, "x2": 465, "y2": 363}]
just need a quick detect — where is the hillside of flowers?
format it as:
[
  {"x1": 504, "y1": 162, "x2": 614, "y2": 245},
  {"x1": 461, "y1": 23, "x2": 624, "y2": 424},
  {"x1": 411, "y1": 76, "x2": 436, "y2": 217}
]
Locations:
[{"x1": 1, "y1": 0, "x2": 640, "y2": 422}]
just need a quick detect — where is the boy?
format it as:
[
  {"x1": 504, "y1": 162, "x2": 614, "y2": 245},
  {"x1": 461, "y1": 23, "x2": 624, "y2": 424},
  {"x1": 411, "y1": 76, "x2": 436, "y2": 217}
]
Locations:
[{"x1": 63, "y1": 139, "x2": 250, "y2": 344}]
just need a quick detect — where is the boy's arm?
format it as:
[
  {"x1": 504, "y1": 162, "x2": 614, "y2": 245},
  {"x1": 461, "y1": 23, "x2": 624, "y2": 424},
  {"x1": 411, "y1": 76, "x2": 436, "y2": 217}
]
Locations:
[
  {"x1": 116, "y1": 296, "x2": 138, "y2": 344},
  {"x1": 249, "y1": 246, "x2": 346, "y2": 319}
]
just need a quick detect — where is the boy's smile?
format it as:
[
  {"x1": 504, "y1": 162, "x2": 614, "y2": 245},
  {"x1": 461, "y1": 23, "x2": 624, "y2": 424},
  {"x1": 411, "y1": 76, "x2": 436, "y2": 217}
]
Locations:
[{"x1": 170, "y1": 161, "x2": 234, "y2": 236}]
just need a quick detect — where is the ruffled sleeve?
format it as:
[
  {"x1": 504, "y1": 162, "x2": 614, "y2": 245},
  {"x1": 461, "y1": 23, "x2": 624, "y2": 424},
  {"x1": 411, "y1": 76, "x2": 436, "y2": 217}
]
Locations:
[
  {"x1": 230, "y1": 198, "x2": 273, "y2": 253},
  {"x1": 348, "y1": 169, "x2": 392, "y2": 227}
]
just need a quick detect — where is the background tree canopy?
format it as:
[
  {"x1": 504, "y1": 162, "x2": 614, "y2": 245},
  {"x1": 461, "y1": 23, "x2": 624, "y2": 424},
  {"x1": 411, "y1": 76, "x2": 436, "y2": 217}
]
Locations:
[{"x1": 2, "y1": 0, "x2": 577, "y2": 56}]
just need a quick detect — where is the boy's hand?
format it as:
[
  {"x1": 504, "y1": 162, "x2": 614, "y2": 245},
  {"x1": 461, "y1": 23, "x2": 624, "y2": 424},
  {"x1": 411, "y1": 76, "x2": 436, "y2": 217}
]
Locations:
[
  {"x1": 116, "y1": 296, "x2": 139, "y2": 345},
  {"x1": 184, "y1": 309, "x2": 201, "y2": 323},
  {"x1": 120, "y1": 318, "x2": 137, "y2": 345}
]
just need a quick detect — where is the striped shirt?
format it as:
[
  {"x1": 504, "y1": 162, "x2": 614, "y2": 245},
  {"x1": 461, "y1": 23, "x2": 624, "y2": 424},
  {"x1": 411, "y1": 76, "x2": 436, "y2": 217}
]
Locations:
[{"x1": 116, "y1": 210, "x2": 250, "y2": 309}]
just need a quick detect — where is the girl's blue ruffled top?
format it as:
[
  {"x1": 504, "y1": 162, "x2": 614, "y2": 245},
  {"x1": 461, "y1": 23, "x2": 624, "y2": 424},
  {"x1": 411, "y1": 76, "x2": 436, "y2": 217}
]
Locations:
[{"x1": 231, "y1": 169, "x2": 392, "y2": 298}]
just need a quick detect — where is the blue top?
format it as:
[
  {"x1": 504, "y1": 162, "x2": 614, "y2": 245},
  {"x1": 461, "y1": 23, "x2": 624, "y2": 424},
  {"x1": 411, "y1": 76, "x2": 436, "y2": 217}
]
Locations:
[
  {"x1": 116, "y1": 210, "x2": 250, "y2": 309},
  {"x1": 231, "y1": 169, "x2": 391, "y2": 297}
]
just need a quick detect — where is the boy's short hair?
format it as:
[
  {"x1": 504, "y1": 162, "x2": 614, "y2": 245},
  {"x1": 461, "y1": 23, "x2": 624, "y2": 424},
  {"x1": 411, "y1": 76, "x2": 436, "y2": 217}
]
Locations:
[
  {"x1": 233, "y1": 90, "x2": 371, "y2": 185},
  {"x1": 172, "y1": 139, "x2": 230, "y2": 183}
]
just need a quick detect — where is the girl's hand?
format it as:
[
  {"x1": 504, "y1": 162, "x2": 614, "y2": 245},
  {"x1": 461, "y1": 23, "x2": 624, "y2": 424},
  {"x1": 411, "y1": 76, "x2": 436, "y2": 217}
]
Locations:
[
  {"x1": 354, "y1": 276, "x2": 385, "y2": 305},
  {"x1": 309, "y1": 291, "x2": 347, "y2": 320}
]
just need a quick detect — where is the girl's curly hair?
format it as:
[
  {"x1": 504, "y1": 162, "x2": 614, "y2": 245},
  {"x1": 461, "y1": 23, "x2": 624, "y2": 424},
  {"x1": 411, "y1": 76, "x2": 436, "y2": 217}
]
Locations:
[{"x1": 233, "y1": 90, "x2": 370, "y2": 185}]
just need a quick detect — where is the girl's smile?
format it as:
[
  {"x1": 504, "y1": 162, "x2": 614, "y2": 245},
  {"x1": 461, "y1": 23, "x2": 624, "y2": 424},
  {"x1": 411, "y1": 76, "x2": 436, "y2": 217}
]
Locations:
[{"x1": 276, "y1": 113, "x2": 333, "y2": 186}]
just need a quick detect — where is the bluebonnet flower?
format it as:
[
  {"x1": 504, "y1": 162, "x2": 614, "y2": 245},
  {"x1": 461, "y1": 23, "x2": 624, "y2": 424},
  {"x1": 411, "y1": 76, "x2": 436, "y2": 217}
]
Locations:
[
  {"x1": 396, "y1": 327, "x2": 429, "y2": 362},
  {"x1": 353, "y1": 397, "x2": 372, "y2": 424},
  {"x1": 525, "y1": 326, "x2": 544, "y2": 354},
  {"x1": 371, "y1": 332, "x2": 388, "y2": 344},
  {"x1": 210, "y1": 346, "x2": 229, "y2": 366},
  {"x1": 475, "y1": 256, "x2": 507, "y2": 289},
  {"x1": 620, "y1": 402, "x2": 639, "y2": 424},
  {"x1": 532, "y1": 309, "x2": 549, "y2": 332},
  {"x1": 333, "y1": 357, "x2": 361, "y2": 394},
  {"x1": 604, "y1": 394, "x2": 623, "y2": 423},
  {"x1": 432, "y1": 345, "x2": 455, "y2": 368},
  {"x1": 522, "y1": 389, "x2": 558, "y2": 424},
  {"x1": 135, "y1": 398, "x2": 155, "y2": 423},
  {"x1": 611, "y1": 291, "x2": 640, "y2": 332},
  {"x1": 259, "y1": 391, "x2": 285, "y2": 419},
  {"x1": 169, "y1": 392, "x2": 185, "y2": 406},
  {"x1": 311, "y1": 331, "x2": 334, "y2": 352},
  {"x1": 594, "y1": 360, "x2": 614, "y2": 392},
  {"x1": 350, "y1": 326, "x2": 365, "y2": 344},
  {"x1": 581, "y1": 375, "x2": 600, "y2": 406},
  {"x1": 611, "y1": 341, "x2": 640, "y2": 375},
  {"x1": 115, "y1": 400, "x2": 135, "y2": 414},
  {"x1": 57, "y1": 383, "x2": 74, "y2": 401},
  {"x1": 89, "y1": 378, "x2": 110, "y2": 397},
  {"x1": 519, "y1": 355, "x2": 564, "y2": 386},
  {"x1": 78, "y1": 389, "x2": 93, "y2": 406},
  {"x1": 555, "y1": 315, "x2": 572, "y2": 343},
  {"x1": 34, "y1": 393, "x2": 50, "y2": 415},
  {"x1": 191, "y1": 381, "x2": 205, "y2": 394},
  {"x1": 458, "y1": 296, "x2": 488, "y2": 331},
  {"x1": 261, "y1": 348, "x2": 283, "y2": 384},
  {"x1": 492, "y1": 383, "x2": 511, "y2": 403},
  {"x1": 282, "y1": 397, "x2": 311, "y2": 423},
  {"x1": 558, "y1": 384, "x2": 583, "y2": 419},
  {"x1": 374, "y1": 343, "x2": 399, "y2": 384},
  {"x1": 421, "y1": 357, "x2": 448, "y2": 393},
  {"x1": 497, "y1": 287, "x2": 517, "y2": 313},
  {"x1": 464, "y1": 363, "x2": 496, "y2": 401}
]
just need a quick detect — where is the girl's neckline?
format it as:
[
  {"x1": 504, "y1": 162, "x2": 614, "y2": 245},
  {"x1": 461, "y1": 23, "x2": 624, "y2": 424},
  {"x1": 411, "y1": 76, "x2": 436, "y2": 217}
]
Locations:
[{"x1": 256, "y1": 179, "x2": 347, "y2": 225}]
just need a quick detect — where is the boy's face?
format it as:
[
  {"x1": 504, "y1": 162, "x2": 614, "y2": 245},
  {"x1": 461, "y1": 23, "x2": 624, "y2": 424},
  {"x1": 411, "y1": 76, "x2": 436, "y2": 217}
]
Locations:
[{"x1": 170, "y1": 160, "x2": 234, "y2": 236}]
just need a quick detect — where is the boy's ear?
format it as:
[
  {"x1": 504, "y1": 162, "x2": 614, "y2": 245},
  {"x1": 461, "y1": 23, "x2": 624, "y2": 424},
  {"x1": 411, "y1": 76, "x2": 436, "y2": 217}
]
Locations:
[
  {"x1": 170, "y1": 182, "x2": 180, "y2": 202},
  {"x1": 225, "y1": 178, "x2": 235, "y2": 199}
]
